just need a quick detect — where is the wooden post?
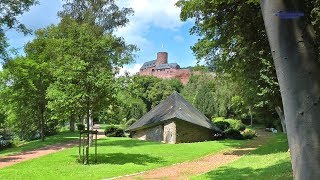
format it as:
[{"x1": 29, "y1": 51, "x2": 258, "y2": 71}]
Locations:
[
  {"x1": 95, "y1": 131, "x2": 97, "y2": 163},
  {"x1": 78, "y1": 131, "x2": 81, "y2": 160}
]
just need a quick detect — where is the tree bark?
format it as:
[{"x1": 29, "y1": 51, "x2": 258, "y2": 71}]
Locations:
[
  {"x1": 70, "y1": 114, "x2": 75, "y2": 132},
  {"x1": 260, "y1": 1, "x2": 320, "y2": 179},
  {"x1": 275, "y1": 106, "x2": 286, "y2": 133}
]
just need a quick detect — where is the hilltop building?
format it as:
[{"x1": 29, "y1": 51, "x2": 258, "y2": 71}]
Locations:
[{"x1": 139, "y1": 52, "x2": 191, "y2": 84}]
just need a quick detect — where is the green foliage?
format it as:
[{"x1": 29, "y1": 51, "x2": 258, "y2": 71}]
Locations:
[
  {"x1": 0, "y1": 56, "x2": 52, "y2": 141},
  {"x1": 214, "y1": 121, "x2": 230, "y2": 132},
  {"x1": 193, "y1": 83, "x2": 215, "y2": 118},
  {"x1": 241, "y1": 129, "x2": 257, "y2": 140},
  {"x1": 0, "y1": 137, "x2": 245, "y2": 179},
  {"x1": 59, "y1": 0, "x2": 134, "y2": 33},
  {"x1": 213, "y1": 118, "x2": 246, "y2": 131},
  {"x1": 177, "y1": 0, "x2": 283, "y2": 123},
  {"x1": 0, "y1": 0, "x2": 37, "y2": 59},
  {"x1": 76, "y1": 124, "x2": 85, "y2": 131},
  {"x1": 104, "y1": 125, "x2": 125, "y2": 137},
  {"x1": 224, "y1": 129, "x2": 243, "y2": 140}
]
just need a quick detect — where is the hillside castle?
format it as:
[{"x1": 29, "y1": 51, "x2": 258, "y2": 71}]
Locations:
[{"x1": 139, "y1": 52, "x2": 191, "y2": 84}]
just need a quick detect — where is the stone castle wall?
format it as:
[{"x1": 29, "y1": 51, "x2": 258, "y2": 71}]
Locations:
[{"x1": 139, "y1": 68, "x2": 191, "y2": 85}]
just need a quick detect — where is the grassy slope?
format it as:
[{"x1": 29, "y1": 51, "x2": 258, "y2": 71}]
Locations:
[
  {"x1": 0, "y1": 131, "x2": 78, "y2": 157},
  {"x1": 0, "y1": 137, "x2": 245, "y2": 180},
  {"x1": 193, "y1": 134, "x2": 292, "y2": 180}
]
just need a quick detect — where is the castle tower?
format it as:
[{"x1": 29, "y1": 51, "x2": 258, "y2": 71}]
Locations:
[{"x1": 156, "y1": 52, "x2": 168, "y2": 66}]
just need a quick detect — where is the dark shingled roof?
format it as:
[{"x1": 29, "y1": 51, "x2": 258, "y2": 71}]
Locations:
[
  {"x1": 126, "y1": 92, "x2": 220, "y2": 132},
  {"x1": 155, "y1": 63, "x2": 180, "y2": 70},
  {"x1": 140, "y1": 60, "x2": 156, "y2": 70}
]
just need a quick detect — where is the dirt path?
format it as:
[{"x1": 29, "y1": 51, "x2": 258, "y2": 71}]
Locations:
[
  {"x1": 0, "y1": 124, "x2": 105, "y2": 169},
  {"x1": 116, "y1": 130, "x2": 272, "y2": 180}
]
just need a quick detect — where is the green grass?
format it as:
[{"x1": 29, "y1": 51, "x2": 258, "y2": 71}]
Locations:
[
  {"x1": 193, "y1": 134, "x2": 292, "y2": 180},
  {"x1": 0, "y1": 137, "x2": 245, "y2": 179},
  {"x1": 0, "y1": 131, "x2": 78, "y2": 157}
]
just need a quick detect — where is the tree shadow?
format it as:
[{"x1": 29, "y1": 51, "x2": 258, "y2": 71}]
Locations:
[
  {"x1": 97, "y1": 138, "x2": 161, "y2": 148},
  {"x1": 200, "y1": 160, "x2": 293, "y2": 180},
  {"x1": 72, "y1": 153, "x2": 165, "y2": 165}
]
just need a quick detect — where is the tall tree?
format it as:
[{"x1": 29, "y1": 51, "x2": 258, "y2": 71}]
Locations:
[
  {"x1": 177, "y1": 0, "x2": 282, "y2": 122},
  {"x1": 261, "y1": 1, "x2": 320, "y2": 179},
  {"x1": 0, "y1": 0, "x2": 37, "y2": 59},
  {"x1": 0, "y1": 56, "x2": 52, "y2": 141}
]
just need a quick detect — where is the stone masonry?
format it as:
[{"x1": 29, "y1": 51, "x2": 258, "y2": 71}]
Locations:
[
  {"x1": 139, "y1": 52, "x2": 191, "y2": 85},
  {"x1": 132, "y1": 119, "x2": 214, "y2": 144}
]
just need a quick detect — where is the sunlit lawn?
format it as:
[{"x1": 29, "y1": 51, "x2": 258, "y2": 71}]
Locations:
[
  {"x1": 193, "y1": 134, "x2": 292, "y2": 180},
  {"x1": 0, "y1": 137, "x2": 245, "y2": 180},
  {"x1": 0, "y1": 131, "x2": 79, "y2": 157}
]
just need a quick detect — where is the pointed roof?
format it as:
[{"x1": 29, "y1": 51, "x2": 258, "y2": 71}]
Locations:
[{"x1": 127, "y1": 92, "x2": 220, "y2": 132}]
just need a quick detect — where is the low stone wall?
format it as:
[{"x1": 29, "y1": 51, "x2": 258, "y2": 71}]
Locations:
[
  {"x1": 175, "y1": 120, "x2": 214, "y2": 143},
  {"x1": 132, "y1": 124, "x2": 163, "y2": 142}
]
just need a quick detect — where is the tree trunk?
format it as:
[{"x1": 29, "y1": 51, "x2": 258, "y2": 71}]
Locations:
[
  {"x1": 260, "y1": 1, "x2": 320, "y2": 179},
  {"x1": 40, "y1": 106, "x2": 45, "y2": 142},
  {"x1": 70, "y1": 114, "x2": 75, "y2": 132},
  {"x1": 275, "y1": 106, "x2": 286, "y2": 133},
  {"x1": 84, "y1": 109, "x2": 90, "y2": 165}
]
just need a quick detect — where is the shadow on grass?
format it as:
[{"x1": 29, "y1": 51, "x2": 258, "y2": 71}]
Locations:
[
  {"x1": 249, "y1": 134, "x2": 289, "y2": 155},
  {"x1": 97, "y1": 138, "x2": 161, "y2": 147},
  {"x1": 199, "y1": 159, "x2": 293, "y2": 180},
  {"x1": 73, "y1": 153, "x2": 165, "y2": 165},
  {"x1": 0, "y1": 131, "x2": 79, "y2": 157}
]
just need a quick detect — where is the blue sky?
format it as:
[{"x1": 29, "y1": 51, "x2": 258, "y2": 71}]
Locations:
[{"x1": 5, "y1": 0, "x2": 200, "y2": 74}]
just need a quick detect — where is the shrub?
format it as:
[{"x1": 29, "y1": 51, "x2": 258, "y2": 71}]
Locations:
[
  {"x1": 104, "y1": 125, "x2": 125, "y2": 137},
  {"x1": 213, "y1": 118, "x2": 246, "y2": 131},
  {"x1": 45, "y1": 120, "x2": 58, "y2": 136},
  {"x1": 0, "y1": 131, "x2": 13, "y2": 150},
  {"x1": 77, "y1": 124, "x2": 85, "y2": 131},
  {"x1": 224, "y1": 129, "x2": 244, "y2": 140},
  {"x1": 242, "y1": 129, "x2": 257, "y2": 139},
  {"x1": 125, "y1": 118, "x2": 137, "y2": 127},
  {"x1": 214, "y1": 121, "x2": 230, "y2": 131}
]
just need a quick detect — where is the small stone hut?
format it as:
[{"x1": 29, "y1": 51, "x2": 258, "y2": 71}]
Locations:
[{"x1": 126, "y1": 92, "x2": 220, "y2": 144}]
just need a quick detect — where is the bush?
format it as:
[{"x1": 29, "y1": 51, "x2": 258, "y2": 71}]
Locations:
[
  {"x1": 213, "y1": 118, "x2": 246, "y2": 131},
  {"x1": 77, "y1": 124, "x2": 85, "y2": 131},
  {"x1": 0, "y1": 131, "x2": 13, "y2": 150},
  {"x1": 104, "y1": 125, "x2": 125, "y2": 137},
  {"x1": 224, "y1": 129, "x2": 244, "y2": 140},
  {"x1": 214, "y1": 121, "x2": 230, "y2": 131},
  {"x1": 242, "y1": 129, "x2": 257, "y2": 139},
  {"x1": 45, "y1": 120, "x2": 58, "y2": 136}
]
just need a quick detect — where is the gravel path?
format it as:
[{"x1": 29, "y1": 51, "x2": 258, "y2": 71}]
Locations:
[
  {"x1": 0, "y1": 124, "x2": 105, "y2": 169},
  {"x1": 115, "y1": 130, "x2": 272, "y2": 180}
]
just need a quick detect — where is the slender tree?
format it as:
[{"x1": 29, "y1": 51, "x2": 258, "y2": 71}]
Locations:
[{"x1": 260, "y1": 1, "x2": 320, "y2": 179}]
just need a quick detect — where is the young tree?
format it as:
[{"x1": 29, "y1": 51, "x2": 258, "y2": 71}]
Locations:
[{"x1": 261, "y1": 1, "x2": 320, "y2": 178}]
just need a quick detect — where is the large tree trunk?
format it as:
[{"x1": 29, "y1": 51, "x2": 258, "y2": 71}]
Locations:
[{"x1": 260, "y1": 1, "x2": 320, "y2": 179}]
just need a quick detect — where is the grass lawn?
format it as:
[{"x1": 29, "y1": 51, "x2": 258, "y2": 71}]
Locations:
[
  {"x1": 0, "y1": 131, "x2": 78, "y2": 157},
  {"x1": 0, "y1": 137, "x2": 245, "y2": 180},
  {"x1": 193, "y1": 134, "x2": 293, "y2": 180}
]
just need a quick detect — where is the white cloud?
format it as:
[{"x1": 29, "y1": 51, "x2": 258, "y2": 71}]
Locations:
[
  {"x1": 115, "y1": 0, "x2": 183, "y2": 48},
  {"x1": 118, "y1": 63, "x2": 142, "y2": 76},
  {"x1": 173, "y1": 35, "x2": 184, "y2": 42}
]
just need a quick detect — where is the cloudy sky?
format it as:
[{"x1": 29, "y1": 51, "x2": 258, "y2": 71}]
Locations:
[{"x1": 5, "y1": 0, "x2": 199, "y2": 75}]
